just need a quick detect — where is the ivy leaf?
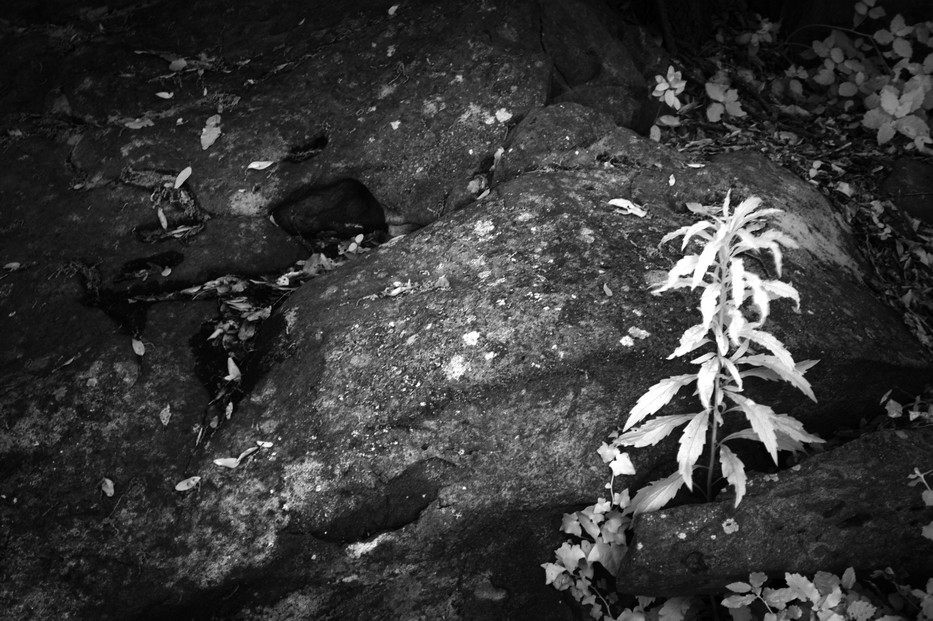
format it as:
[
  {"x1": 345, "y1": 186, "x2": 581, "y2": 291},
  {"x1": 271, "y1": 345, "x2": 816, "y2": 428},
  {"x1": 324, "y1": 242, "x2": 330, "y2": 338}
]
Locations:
[
  {"x1": 542, "y1": 562, "x2": 567, "y2": 585},
  {"x1": 627, "y1": 471, "x2": 685, "y2": 515},
  {"x1": 561, "y1": 513, "x2": 582, "y2": 537},
  {"x1": 719, "y1": 445, "x2": 747, "y2": 507},
  {"x1": 609, "y1": 452, "x2": 636, "y2": 476},
  {"x1": 587, "y1": 540, "x2": 625, "y2": 576},
  {"x1": 625, "y1": 375, "x2": 695, "y2": 431},
  {"x1": 677, "y1": 410, "x2": 709, "y2": 490},
  {"x1": 554, "y1": 541, "x2": 586, "y2": 571}
]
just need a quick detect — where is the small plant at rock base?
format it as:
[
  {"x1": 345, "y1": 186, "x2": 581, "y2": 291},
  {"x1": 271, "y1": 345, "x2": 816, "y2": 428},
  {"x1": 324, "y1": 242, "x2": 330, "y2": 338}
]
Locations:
[
  {"x1": 650, "y1": 65, "x2": 687, "y2": 142},
  {"x1": 613, "y1": 192, "x2": 824, "y2": 514},
  {"x1": 907, "y1": 467, "x2": 933, "y2": 541}
]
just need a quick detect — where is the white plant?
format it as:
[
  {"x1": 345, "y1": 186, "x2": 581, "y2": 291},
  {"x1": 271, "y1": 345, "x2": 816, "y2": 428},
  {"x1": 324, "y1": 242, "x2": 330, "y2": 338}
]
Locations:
[{"x1": 614, "y1": 191, "x2": 824, "y2": 514}]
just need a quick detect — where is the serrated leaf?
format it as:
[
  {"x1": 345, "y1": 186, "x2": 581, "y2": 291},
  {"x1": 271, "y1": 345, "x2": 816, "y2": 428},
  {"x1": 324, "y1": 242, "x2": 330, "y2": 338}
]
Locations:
[
  {"x1": 616, "y1": 414, "x2": 695, "y2": 447},
  {"x1": 668, "y1": 324, "x2": 710, "y2": 359},
  {"x1": 739, "y1": 354, "x2": 817, "y2": 401},
  {"x1": 627, "y1": 471, "x2": 685, "y2": 515},
  {"x1": 696, "y1": 358, "x2": 719, "y2": 411},
  {"x1": 174, "y1": 476, "x2": 201, "y2": 492},
  {"x1": 677, "y1": 411, "x2": 709, "y2": 489},
  {"x1": 700, "y1": 282, "x2": 721, "y2": 330},
  {"x1": 655, "y1": 255, "x2": 700, "y2": 294},
  {"x1": 731, "y1": 393, "x2": 779, "y2": 463},
  {"x1": 625, "y1": 375, "x2": 695, "y2": 431},
  {"x1": 730, "y1": 258, "x2": 746, "y2": 306},
  {"x1": 744, "y1": 329, "x2": 795, "y2": 370},
  {"x1": 692, "y1": 227, "x2": 728, "y2": 289},
  {"x1": 719, "y1": 445, "x2": 747, "y2": 507}
]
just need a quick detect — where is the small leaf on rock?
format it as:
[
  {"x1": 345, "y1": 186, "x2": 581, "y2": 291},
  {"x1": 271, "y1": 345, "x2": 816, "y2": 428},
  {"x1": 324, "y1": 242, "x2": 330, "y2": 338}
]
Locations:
[
  {"x1": 100, "y1": 477, "x2": 115, "y2": 497},
  {"x1": 213, "y1": 457, "x2": 241, "y2": 469},
  {"x1": 174, "y1": 166, "x2": 192, "y2": 189},
  {"x1": 124, "y1": 118, "x2": 154, "y2": 129},
  {"x1": 604, "y1": 283, "x2": 613, "y2": 297},
  {"x1": 200, "y1": 121, "x2": 221, "y2": 150},
  {"x1": 174, "y1": 476, "x2": 201, "y2": 491},
  {"x1": 157, "y1": 207, "x2": 168, "y2": 230},
  {"x1": 159, "y1": 404, "x2": 172, "y2": 427},
  {"x1": 257, "y1": 440, "x2": 274, "y2": 448},
  {"x1": 132, "y1": 338, "x2": 146, "y2": 356},
  {"x1": 225, "y1": 401, "x2": 234, "y2": 419},
  {"x1": 247, "y1": 161, "x2": 274, "y2": 170},
  {"x1": 225, "y1": 357, "x2": 242, "y2": 381},
  {"x1": 237, "y1": 446, "x2": 259, "y2": 462},
  {"x1": 169, "y1": 58, "x2": 187, "y2": 72},
  {"x1": 155, "y1": 91, "x2": 174, "y2": 99}
]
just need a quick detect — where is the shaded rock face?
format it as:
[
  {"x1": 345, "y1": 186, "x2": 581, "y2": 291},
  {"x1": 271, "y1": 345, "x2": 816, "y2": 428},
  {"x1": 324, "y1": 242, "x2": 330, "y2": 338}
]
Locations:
[
  {"x1": 882, "y1": 158, "x2": 933, "y2": 225},
  {"x1": 616, "y1": 428, "x2": 933, "y2": 597},
  {"x1": 1, "y1": 1, "x2": 932, "y2": 620},
  {"x1": 2, "y1": 0, "x2": 660, "y2": 232}
]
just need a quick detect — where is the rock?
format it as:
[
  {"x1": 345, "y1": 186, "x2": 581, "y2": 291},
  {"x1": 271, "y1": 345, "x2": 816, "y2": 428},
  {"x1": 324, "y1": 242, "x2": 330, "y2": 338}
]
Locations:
[
  {"x1": 882, "y1": 158, "x2": 933, "y2": 225},
  {"x1": 2, "y1": 0, "x2": 932, "y2": 618},
  {"x1": 615, "y1": 428, "x2": 933, "y2": 597}
]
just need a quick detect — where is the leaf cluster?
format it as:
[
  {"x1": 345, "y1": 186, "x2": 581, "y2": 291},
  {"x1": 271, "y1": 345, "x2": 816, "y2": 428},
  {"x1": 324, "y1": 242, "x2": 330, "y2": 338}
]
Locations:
[{"x1": 723, "y1": 568, "x2": 933, "y2": 621}]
